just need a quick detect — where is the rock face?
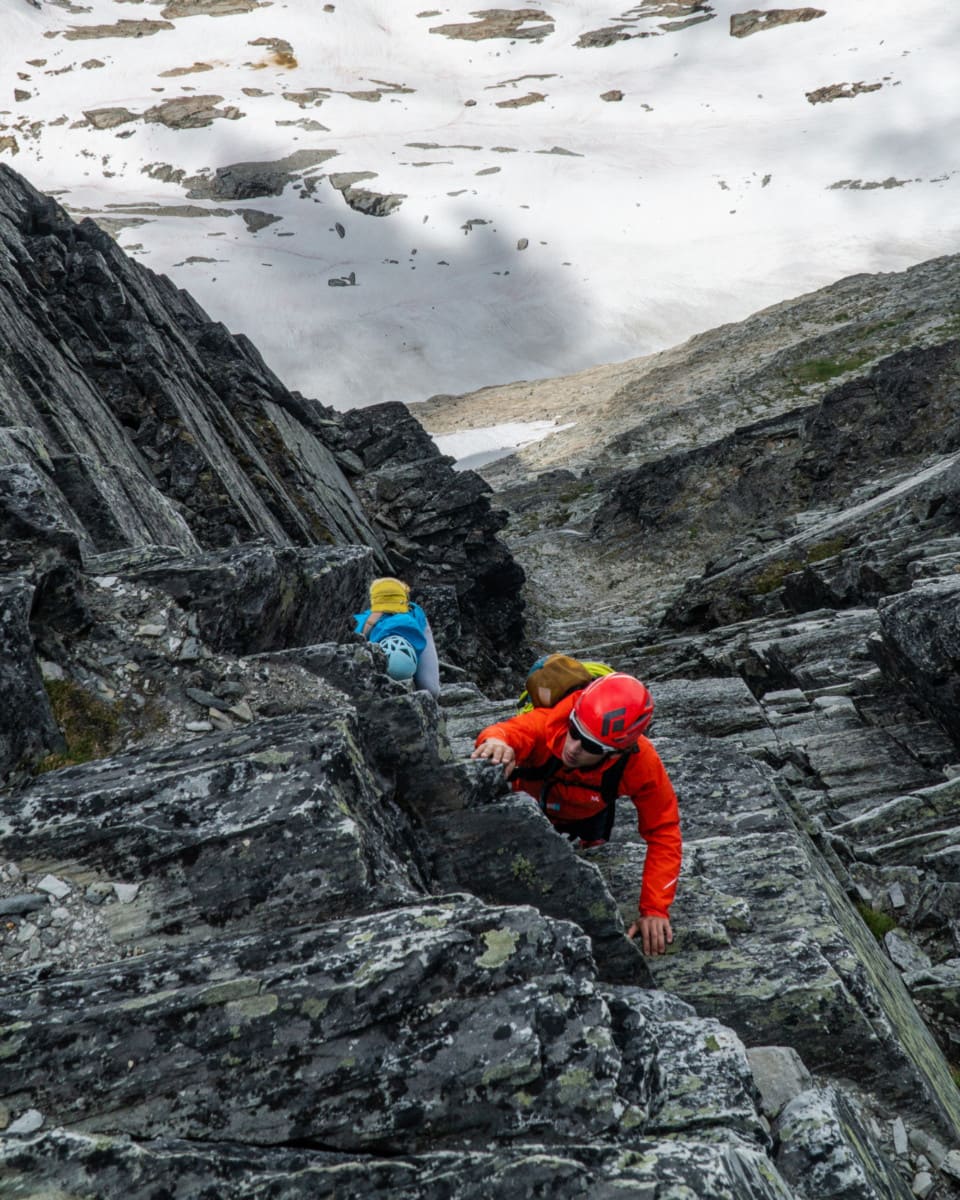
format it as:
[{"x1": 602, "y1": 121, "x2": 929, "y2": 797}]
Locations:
[{"x1": 4, "y1": 161, "x2": 960, "y2": 1197}]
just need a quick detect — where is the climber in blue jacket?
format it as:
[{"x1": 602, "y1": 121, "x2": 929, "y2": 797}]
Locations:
[{"x1": 353, "y1": 576, "x2": 441, "y2": 698}]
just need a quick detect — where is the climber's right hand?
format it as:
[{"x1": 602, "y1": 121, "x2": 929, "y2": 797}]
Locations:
[{"x1": 471, "y1": 738, "x2": 516, "y2": 778}]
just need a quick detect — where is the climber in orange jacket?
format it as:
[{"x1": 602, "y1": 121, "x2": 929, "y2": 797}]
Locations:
[{"x1": 472, "y1": 673, "x2": 681, "y2": 957}]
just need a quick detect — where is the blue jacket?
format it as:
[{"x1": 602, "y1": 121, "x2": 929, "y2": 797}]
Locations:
[
  {"x1": 353, "y1": 602, "x2": 429, "y2": 653},
  {"x1": 353, "y1": 601, "x2": 440, "y2": 698}
]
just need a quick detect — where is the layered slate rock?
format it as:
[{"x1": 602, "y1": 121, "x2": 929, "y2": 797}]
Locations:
[
  {"x1": 0, "y1": 705, "x2": 432, "y2": 953},
  {"x1": 0, "y1": 1130, "x2": 799, "y2": 1199},
  {"x1": 874, "y1": 576, "x2": 960, "y2": 746},
  {"x1": 0, "y1": 887, "x2": 838, "y2": 1198},
  {"x1": 0, "y1": 165, "x2": 378, "y2": 555},
  {"x1": 0, "y1": 576, "x2": 65, "y2": 776},
  {"x1": 0, "y1": 899, "x2": 629, "y2": 1148},
  {"x1": 100, "y1": 542, "x2": 372, "y2": 654}
]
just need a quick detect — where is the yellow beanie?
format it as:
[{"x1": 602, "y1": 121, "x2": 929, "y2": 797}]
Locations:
[{"x1": 369, "y1": 576, "x2": 410, "y2": 614}]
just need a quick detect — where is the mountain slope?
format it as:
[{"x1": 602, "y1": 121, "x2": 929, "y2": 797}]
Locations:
[{"x1": 419, "y1": 251, "x2": 960, "y2": 641}]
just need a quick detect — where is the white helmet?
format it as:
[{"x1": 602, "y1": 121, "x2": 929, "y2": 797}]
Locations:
[{"x1": 378, "y1": 634, "x2": 418, "y2": 681}]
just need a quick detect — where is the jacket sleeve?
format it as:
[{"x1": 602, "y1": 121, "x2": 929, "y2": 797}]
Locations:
[
  {"x1": 475, "y1": 707, "x2": 550, "y2": 763},
  {"x1": 626, "y1": 743, "x2": 682, "y2": 920},
  {"x1": 414, "y1": 622, "x2": 441, "y2": 699}
]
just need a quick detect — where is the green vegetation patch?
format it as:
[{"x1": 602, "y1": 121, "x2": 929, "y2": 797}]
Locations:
[
  {"x1": 37, "y1": 679, "x2": 122, "y2": 772},
  {"x1": 788, "y1": 352, "x2": 874, "y2": 385},
  {"x1": 855, "y1": 900, "x2": 897, "y2": 942},
  {"x1": 806, "y1": 536, "x2": 847, "y2": 563},
  {"x1": 753, "y1": 558, "x2": 803, "y2": 595},
  {"x1": 750, "y1": 537, "x2": 848, "y2": 597}
]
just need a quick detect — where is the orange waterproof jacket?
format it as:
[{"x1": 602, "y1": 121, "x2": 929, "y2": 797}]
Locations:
[{"x1": 476, "y1": 692, "x2": 681, "y2": 919}]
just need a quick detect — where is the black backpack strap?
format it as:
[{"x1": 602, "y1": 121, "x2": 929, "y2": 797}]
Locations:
[
  {"x1": 512, "y1": 756, "x2": 563, "y2": 813},
  {"x1": 599, "y1": 753, "x2": 629, "y2": 839},
  {"x1": 599, "y1": 754, "x2": 629, "y2": 805},
  {"x1": 512, "y1": 755, "x2": 563, "y2": 785}
]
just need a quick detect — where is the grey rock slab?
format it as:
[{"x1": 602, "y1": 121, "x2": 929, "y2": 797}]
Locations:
[
  {"x1": 597, "y1": 738, "x2": 960, "y2": 1142},
  {"x1": 424, "y1": 779, "x2": 654, "y2": 986},
  {"x1": 0, "y1": 1128, "x2": 800, "y2": 1199},
  {"x1": 884, "y1": 930, "x2": 932, "y2": 975},
  {"x1": 775, "y1": 1086, "x2": 914, "y2": 1200},
  {"x1": 651, "y1": 676, "x2": 775, "y2": 748},
  {"x1": 795, "y1": 727, "x2": 941, "y2": 822},
  {"x1": 0, "y1": 897, "x2": 634, "y2": 1150},
  {"x1": 831, "y1": 776, "x2": 960, "y2": 856},
  {"x1": 0, "y1": 707, "x2": 432, "y2": 952},
  {"x1": 876, "y1": 576, "x2": 960, "y2": 745},
  {"x1": 746, "y1": 1046, "x2": 814, "y2": 1120},
  {"x1": 0, "y1": 575, "x2": 65, "y2": 777},
  {"x1": 117, "y1": 543, "x2": 372, "y2": 654}
]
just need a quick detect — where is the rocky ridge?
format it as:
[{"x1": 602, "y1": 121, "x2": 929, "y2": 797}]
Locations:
[{"x1": 3, "y1": 159, "x2": 960, "y2": 1198}]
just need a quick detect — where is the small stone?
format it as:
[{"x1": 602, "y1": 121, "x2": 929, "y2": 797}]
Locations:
[
  {"x1": 208, "y1": 709, "x2": 233, "y2": 731},
  {"x1": 942, "y1": 1150, "x2": 960, "y2": 1181},
  {"x1": 746, "y1": 1045, "x2": 812, "y2": 1118},
  {"x1": 137, "y1": 623, "x2": 167, "y2": 637},
  {"x1": 812, "y1": 694, "x2": 856, "y2": 714},
  {"x1": 84, "y1": 882, "x2": 114, "y2": 905},
  {"x1": 112, "y1": 883, "x2": 140, "y2": 904},
  {"x1": 884, "y1": 930, "x2": 931, "y2": 974},
  {"x1": 36, "y1": 874, "x2": 71, "y2": 899},
  {"x1": 179, "y1": 637, "x2": 202, "y2": 662},
  {"x1": 7, "y1": 1109, "x2": 44, "y2": 1135},
  {"x1": 39, "y1": 660, "x2": 65, "y2": 681},
  {"x1": 228, "y1": 700, "x2": 254, "y2": 723},
  {"x1": 888, "y1": 882, "x2": 907, "y2": 909},
  {"x1": 892, "y1": 1116, "x2": 909, "y2": 1156},
  {"x1": 185, "y1": 720, "x2": 215, "y2": 732},
  {"x1": 0, "y1": 894, "x2": 48, "y2": 917},
  {"x1": 911, "y1": 1170, "x2": 934, "y2": 1198},
  {"x1": 93, "y1": 575, "x2": 118, "y2": 588}
]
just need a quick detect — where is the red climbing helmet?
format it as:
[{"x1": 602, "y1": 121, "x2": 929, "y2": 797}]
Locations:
[{"x1": 571, "y1": 673, "x2": 654, "y2": 752}]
